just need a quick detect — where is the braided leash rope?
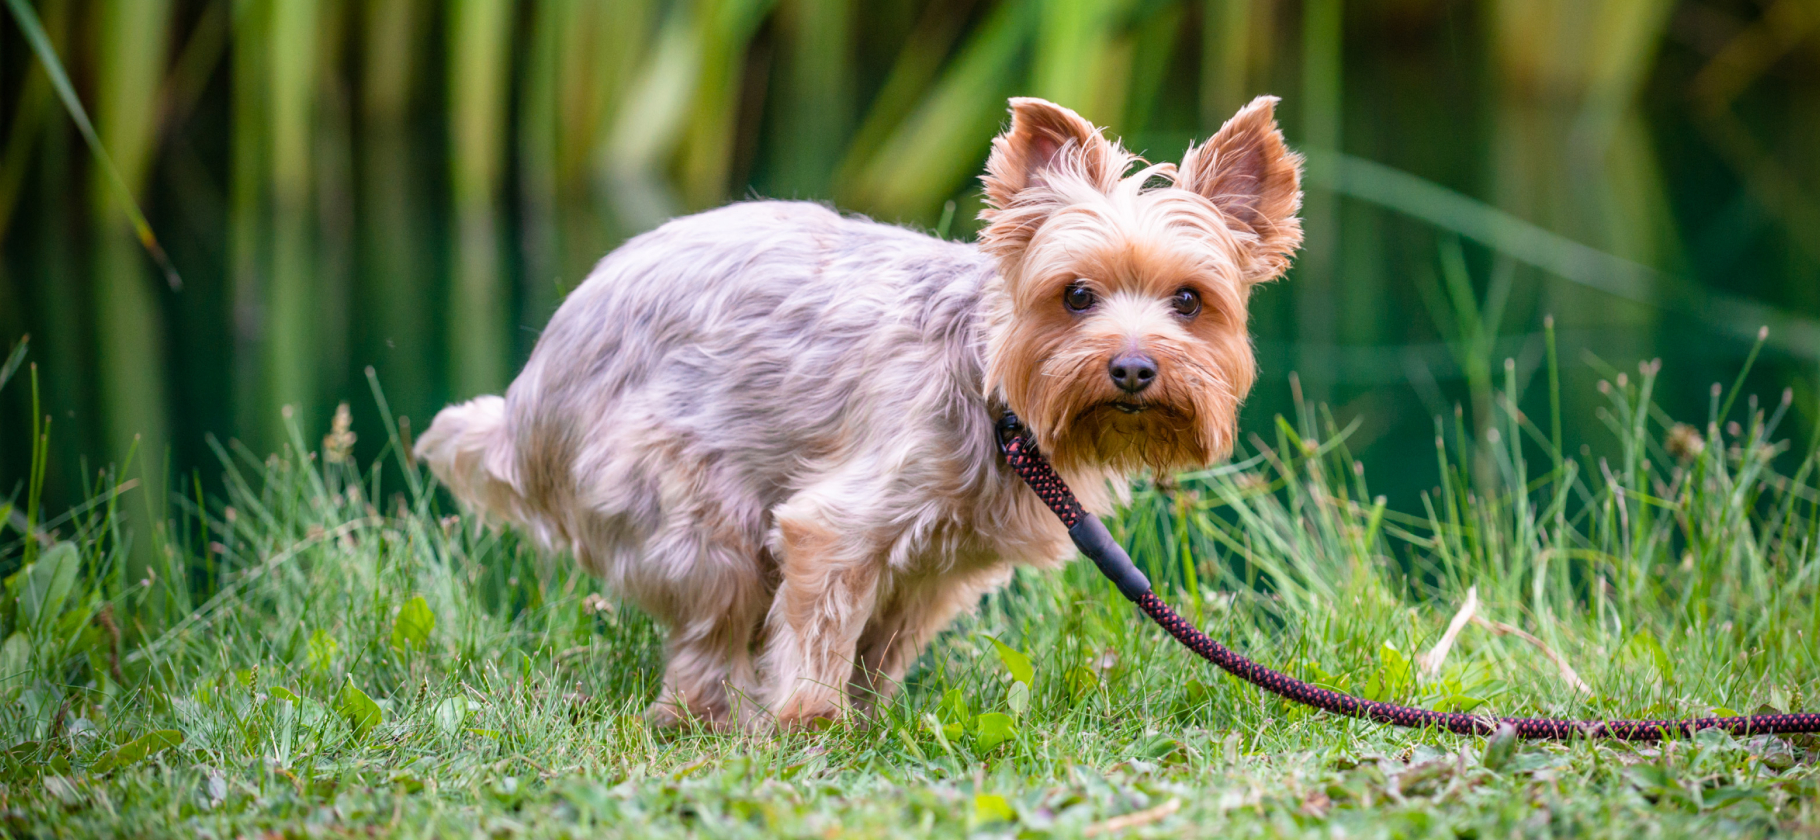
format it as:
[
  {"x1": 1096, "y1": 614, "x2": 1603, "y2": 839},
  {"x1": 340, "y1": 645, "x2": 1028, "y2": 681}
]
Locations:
[{"x1": 995, "y1": 413, "x2": 1820, "y2": 740}]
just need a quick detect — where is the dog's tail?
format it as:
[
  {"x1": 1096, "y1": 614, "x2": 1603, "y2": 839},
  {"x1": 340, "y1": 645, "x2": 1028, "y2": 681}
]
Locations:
[{"x1": 415, "y1": 396, "x2": 547, "y2": 542}]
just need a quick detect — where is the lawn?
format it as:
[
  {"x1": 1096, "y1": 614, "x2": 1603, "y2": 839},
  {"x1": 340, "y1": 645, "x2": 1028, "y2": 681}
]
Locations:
[{"x1": 3, "y1": 338, "x2": 1818, "y2": 838}]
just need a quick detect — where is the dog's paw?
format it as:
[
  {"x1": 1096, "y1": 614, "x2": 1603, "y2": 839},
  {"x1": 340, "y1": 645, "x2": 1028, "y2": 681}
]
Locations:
[
  {"x1": 772, "y1": 693, "x2": 847, "y2": 733},
  {"x1": 644, "y1": 699, "x2": 691, "y2": 730}
]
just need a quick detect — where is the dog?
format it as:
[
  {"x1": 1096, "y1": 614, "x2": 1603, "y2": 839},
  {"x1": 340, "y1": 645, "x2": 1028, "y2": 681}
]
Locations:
[{"x1": 415, "y1": 96, "x2": 1302, "y2": 730}]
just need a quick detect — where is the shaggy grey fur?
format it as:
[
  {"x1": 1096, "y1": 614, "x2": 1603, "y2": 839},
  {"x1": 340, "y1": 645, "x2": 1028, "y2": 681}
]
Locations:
[{"x1": 418, "y1": 201, "x2": 1077, "y2": 726}]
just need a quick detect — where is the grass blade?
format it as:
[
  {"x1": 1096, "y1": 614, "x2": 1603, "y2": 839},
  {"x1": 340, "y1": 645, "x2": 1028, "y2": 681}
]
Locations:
[
  {"x1": 2, "y1": 0, "x2": 182, "y2": 291},
  {"x1": 0, "y1": 335, "x2": 25, "y2": 393},
  {"x1": 843, "y1": 0, "x2": 1033, "y2": 221},
  {"x1": 1319, "y1": 150, "x2": 1820, "y2": 360}
]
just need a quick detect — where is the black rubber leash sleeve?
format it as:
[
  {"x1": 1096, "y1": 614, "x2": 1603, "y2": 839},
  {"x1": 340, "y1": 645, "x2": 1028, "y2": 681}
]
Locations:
[
  {"x1": 995, "y1": 412, "x2": 1820, "y2": 741},
  {"x1": 1068, "y1": 515, "x2": 1151, "y2": 602}
]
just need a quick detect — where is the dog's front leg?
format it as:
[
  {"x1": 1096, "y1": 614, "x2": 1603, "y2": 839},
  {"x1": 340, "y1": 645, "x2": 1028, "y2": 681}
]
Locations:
[
  {"x1": 847, "y1": 568, "x2": 1008, "y2": 713},
  {"x1": 759, "y1": 505, "x2": 882, "y2": 729}
]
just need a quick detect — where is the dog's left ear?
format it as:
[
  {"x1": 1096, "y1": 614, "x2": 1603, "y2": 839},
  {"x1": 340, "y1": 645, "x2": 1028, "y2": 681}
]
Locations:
[
  {"x1": 979, "y1": 98, "x2": 1129, "y2": 264},
  {"x1": 1177, "y1": 96, "x2": 1304, "y2": 283}
]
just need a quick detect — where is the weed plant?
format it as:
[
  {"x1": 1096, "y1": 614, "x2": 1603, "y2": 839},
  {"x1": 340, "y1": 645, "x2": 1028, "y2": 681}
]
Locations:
[{"x1": 1, "y1": 332, "x2": 1817, "y2": 837}]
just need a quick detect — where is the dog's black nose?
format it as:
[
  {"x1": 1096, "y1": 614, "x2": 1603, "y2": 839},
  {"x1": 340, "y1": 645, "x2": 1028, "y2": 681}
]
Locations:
[{"x1": 1108, "y1": 352, "x2": 1157, "y2": 394}]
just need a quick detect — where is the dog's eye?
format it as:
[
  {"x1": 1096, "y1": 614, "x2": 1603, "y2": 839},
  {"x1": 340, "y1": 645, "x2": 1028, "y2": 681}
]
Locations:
[
  {"x1": 1170, "y1": 288, "x2": 1201, "y2": 317},
  {"x1": 1064, "y1": 283, "x2": 1097, "y2": 312}
]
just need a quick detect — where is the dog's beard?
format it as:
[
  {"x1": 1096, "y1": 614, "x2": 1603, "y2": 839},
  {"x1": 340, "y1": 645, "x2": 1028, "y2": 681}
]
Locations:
[
  {"x1": 1047, "y1": 398, "x2": 1217, "y2": 475},
  {"x1": 1008, "y1": 341, "x2": 1236, "y2": 476}
]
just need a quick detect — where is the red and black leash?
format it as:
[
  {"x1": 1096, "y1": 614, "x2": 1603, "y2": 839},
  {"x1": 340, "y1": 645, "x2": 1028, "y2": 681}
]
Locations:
[{"x1": 995, "y1": 412, "x2": 1820, "y2": 740}]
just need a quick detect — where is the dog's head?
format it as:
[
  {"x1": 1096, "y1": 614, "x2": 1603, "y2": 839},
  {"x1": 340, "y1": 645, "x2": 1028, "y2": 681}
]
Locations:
[{"x1": 979, "y1": 96, "x2": 1302, "y2": 475}]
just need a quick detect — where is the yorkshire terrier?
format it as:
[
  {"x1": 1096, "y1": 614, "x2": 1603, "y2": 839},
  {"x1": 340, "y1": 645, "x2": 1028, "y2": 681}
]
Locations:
[{"x1": 416, "y1": 96, "x2": 1302, "y2": 729}]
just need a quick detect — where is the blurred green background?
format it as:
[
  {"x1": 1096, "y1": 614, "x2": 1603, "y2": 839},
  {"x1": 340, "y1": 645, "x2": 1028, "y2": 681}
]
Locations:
[{"x1": 3, "y1": 0, "x2": 1819, "y2": 515}]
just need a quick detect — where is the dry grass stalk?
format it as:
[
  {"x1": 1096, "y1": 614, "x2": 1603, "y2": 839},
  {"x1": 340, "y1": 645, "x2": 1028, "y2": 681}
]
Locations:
[
  {"x1": 1472, "y1": 615, "x2": 1593, "y2": 696},
  {"x1": 1418, "y1": 586, "x2": 1479, "y2": 677},
  {"x1": 1084, "y1": 797, "x2": 1181, "y2": 837}
]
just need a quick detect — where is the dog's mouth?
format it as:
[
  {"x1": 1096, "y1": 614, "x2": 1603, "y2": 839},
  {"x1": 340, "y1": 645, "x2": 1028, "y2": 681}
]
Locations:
[{"x1": 1080, "y1": 399, "x2": 1182, "y2": 422}]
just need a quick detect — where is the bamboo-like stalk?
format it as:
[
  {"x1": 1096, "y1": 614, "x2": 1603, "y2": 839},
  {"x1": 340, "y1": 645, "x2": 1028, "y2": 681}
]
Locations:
[
  {"x1": 1121, "y1": 2, "x2": 1185, "y2": 134},
  {"x1": 562, "y1": 1, "x2": 650, "y2": 284},
  {"x1": 770, "y1": 0, "x2": 854, "y2": 198},
  {"x1": 1032, "y1": 0, "x2": 1136, "y2": 128},
  {"x1": 519, "y1": 0, "x2": 561, "y2": 329},
  {"x1": 521, "y1": 0, "x2": 636, "y2": 324},
  {"x1": 1490, "y1": 0, "x2": 1676, "y2": 460},
  {"x1": 844, "y1": 0, "x2": 1033, "y2": 221},
  {"x1": 91, "y1": 0, "x2": 175, "y2": 583},
  {"x1": 833, "y1": 0, "x2": 979, "y2": 203},
  {"x1": 266, "y1": 0, "x2": 322, "y2": 443},
  {"x1": 360, "y1": 0, "x2": 432, "y2": 417},
  {"x1": 1200, "y1": 0, "x2": 1264, "y2": 132},
  {"x1": 558, "y1": 2, "x2": 646, "y2": 192},
  {"x1": 230, "y1": 0, "x2": 272, "y2": 445},
  {"x1": 556, "y1": 1, "x2": 649, "y2": 280},
  {"x1": 447, "y1": 0, "x2": 516, "y2": 398},
  {"x1": 601, "y1": 8, "x2": 695, "y2": 234},
  {"x1": 1489, "y1": 0, "x2": 1679, "y2": 275},
  {"x1": 0, "y1": 0, "x2": 55, "y2": 239},
  {"x1": 314, "y1": 0, "x2": 356, "y2": 410},
  {"x1": 1296, "y1": 0, "x2": 1342, "y2": 406},
  {"x1": 676, "y1": 0, "x2": 777, "y2": 211},
  {"x1": 1688, "y1": 1, "x2": 1820, "y2": 267},
  {"x1": 1792, "y1": 85, "x2": 1820, "y2": 316},
  {"x1": 16, "y1": 0, "x2": 87, "y2": 503}
]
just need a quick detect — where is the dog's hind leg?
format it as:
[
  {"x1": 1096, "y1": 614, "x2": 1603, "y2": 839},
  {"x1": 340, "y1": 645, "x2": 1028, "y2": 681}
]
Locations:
[
  {"x1": 649, "y1": 610, "x2": 758, "y2": 729},
  {"x1": 636, "y1": 536, "x2": 768, "y2": 730},
  {"x1": 587, "y1": 462, "x2": 770, "y2": 730},
  {"x1": 637, "y1": 570, "x2": 764, "y2": 727}
]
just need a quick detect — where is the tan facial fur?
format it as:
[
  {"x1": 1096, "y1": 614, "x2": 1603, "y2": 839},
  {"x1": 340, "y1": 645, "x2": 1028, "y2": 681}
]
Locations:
[{"x1": 982, "y1": 96, "x2": 1303, "y2": 475}]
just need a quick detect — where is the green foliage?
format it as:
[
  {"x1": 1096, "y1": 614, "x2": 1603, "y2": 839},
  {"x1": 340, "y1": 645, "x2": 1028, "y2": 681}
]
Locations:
[
  {"x1": 15, "y1": 541, "x2": 78, "y2": 632},
  {"x1": 969, "y1": 792, "x2": 1016, "y2": 828},
  {"x1": 335, "y1": 677, "x2": 383, "y2": 740},
  {"x1": 983, "y1": 633, "x2": 1033, "y2": 687},
  {"x1": 391, "y1": 595, "x2": 435, "y2": 652},
  {"x1": 89, "y1": 730, "x2": 182, "y2": 775},
  {"x1": 1, "y1": 0, "x2": 180, "y2": 289},
  {"x1": 306, "y1": 628, "x2": 338, "y2": 674},
  {"x1": 1360, "y1": 641, "x2": 1411, "y2": 702},
  {"x1": 972, "y1": 711, "x2": 1016, "y2": 752}
]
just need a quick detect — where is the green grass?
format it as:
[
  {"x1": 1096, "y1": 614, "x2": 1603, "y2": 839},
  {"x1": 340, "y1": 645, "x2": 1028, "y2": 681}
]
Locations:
[{"x1": 3, "y1": 338, "x2": 1819, "y2": 838}]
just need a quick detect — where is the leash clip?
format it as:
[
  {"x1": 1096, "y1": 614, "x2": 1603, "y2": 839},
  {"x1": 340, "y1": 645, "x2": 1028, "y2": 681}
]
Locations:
[{"x1": 994, "y1": 411, "x2": 1028, "y2": 450}]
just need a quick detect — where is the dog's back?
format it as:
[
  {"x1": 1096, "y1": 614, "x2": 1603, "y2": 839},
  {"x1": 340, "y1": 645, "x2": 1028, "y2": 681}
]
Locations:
[{"x1": 417, "y1": 198, "x2": 1001, "y2": 581}]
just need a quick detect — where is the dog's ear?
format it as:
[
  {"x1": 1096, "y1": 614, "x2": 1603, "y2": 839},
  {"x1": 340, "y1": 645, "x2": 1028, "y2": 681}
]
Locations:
[
  {"x1": 1177, "y1": 96, "x2": 1304, "y2": 283},
  {"x1": 982, "y1": 98, "x2": 1122, "y2": 205},
  {"x1": 979, "y1": 98, "x2": 1126, "y2": 263}
]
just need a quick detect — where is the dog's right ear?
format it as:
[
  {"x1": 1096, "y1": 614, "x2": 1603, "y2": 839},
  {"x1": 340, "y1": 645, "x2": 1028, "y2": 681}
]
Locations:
[
  {"x1": 979, "y1": 98, "x2": 1128, "y2": 263},
  {"x1": 982, "y1": 98, "x2": 1122, "y2": 205}
]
